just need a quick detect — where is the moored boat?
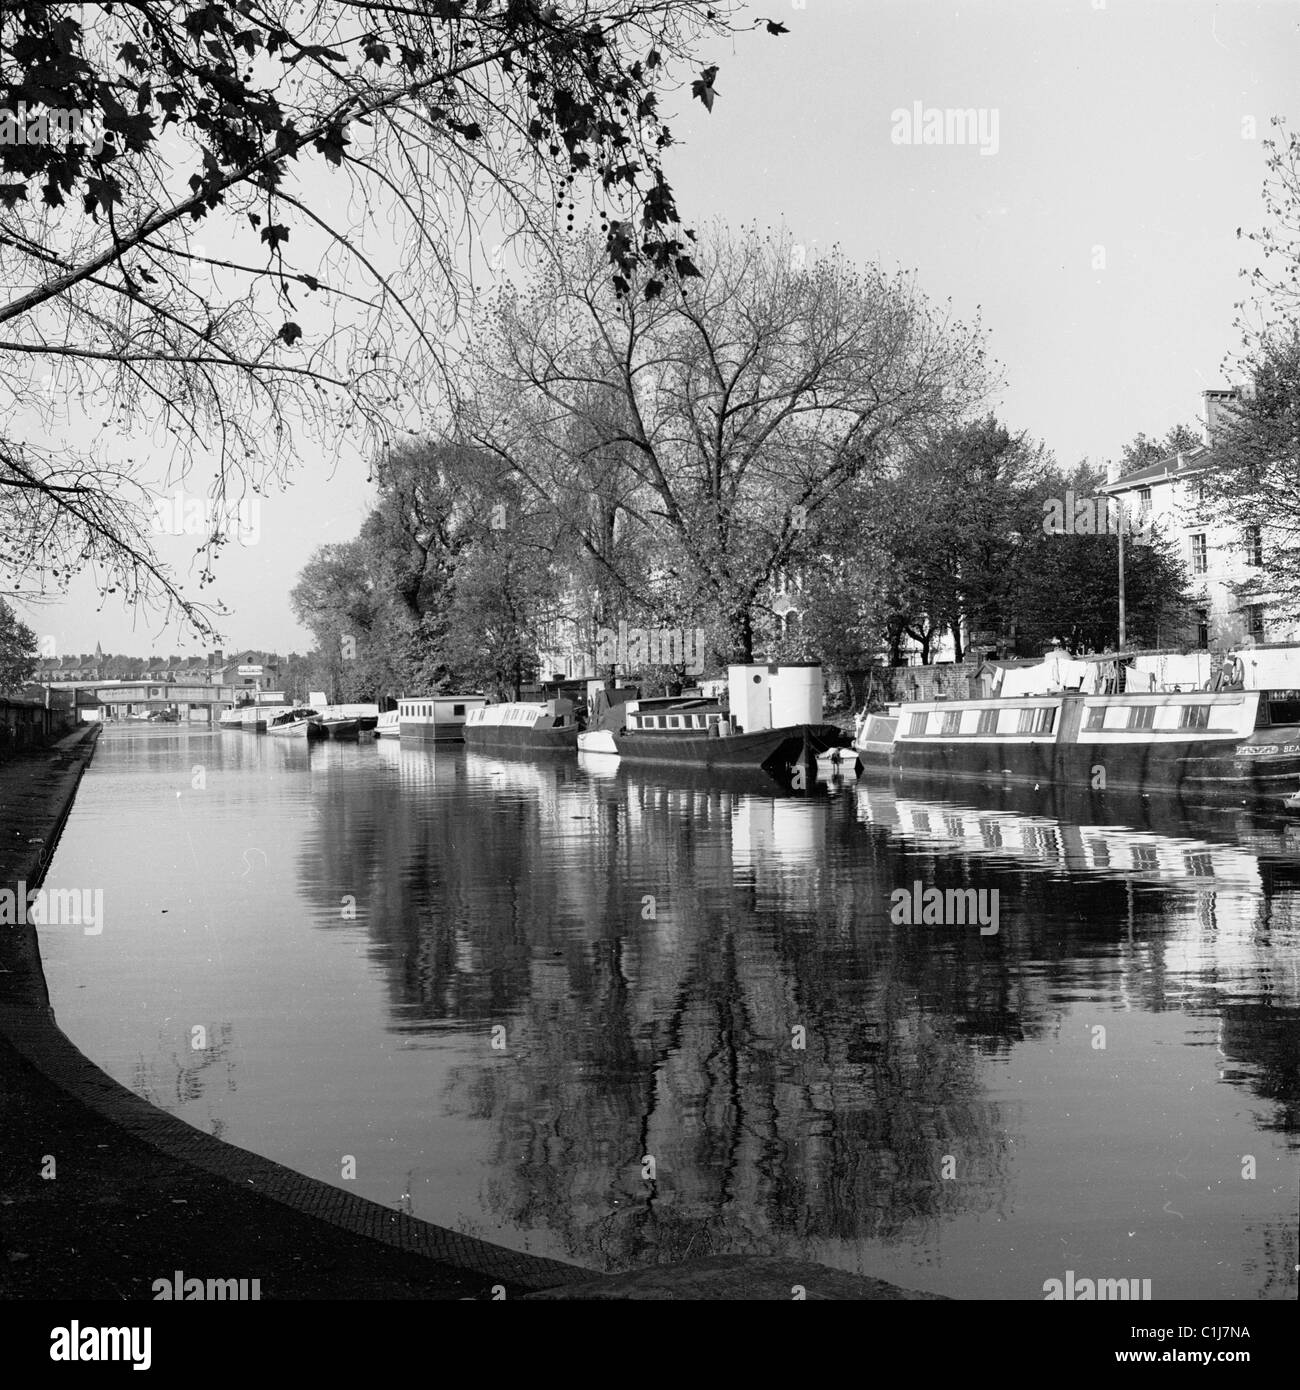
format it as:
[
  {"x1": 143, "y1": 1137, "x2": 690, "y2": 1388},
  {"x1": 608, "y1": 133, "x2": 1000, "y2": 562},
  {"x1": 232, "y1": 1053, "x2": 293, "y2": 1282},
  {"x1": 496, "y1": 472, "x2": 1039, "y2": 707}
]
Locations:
[
  {"x1": 266, "y1": 708, "x2": 324, "y2": 739},
  {"x1": 374, "y1": 710, "x2": 401, "y2": 738},
  {"x1": 857, "y1": 647, "x2": 1300, "y2": 802},
  {"x1": 462, "y1": 698, "x2": 579, "y2": 751},
  {"x1": 397, "y1": 694, "x2": 491, "y2": 742},
  {"x1": 219, "y1": 703, "x2": 290, "y2": 733},
  {"x1": 318, "y1": 717, "x2": 360, "y2": 739},
  {"x1": 579, "y1": 663, "x2": 850, "y2": 775}
]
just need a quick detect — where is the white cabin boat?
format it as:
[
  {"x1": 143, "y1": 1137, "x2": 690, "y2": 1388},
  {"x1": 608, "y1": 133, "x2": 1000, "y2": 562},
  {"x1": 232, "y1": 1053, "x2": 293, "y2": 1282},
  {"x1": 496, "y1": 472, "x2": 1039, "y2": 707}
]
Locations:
[{"x1": 397, "y1": 695, "x2": 491, "y2": 742}]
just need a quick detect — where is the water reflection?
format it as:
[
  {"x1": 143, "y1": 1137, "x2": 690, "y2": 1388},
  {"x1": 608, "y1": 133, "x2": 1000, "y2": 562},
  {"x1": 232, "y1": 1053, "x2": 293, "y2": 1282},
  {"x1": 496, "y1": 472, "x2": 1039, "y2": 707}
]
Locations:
[{"x1": 35, "y1": 727, "x2": 1300, "y2": 1298}]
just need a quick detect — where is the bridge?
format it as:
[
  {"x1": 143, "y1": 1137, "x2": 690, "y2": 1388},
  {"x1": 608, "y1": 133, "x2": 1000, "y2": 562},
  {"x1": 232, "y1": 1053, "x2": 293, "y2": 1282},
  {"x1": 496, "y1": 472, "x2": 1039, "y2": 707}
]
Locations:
[{"x1": 41, "y1": 681, "x2": 287, "y2": 725}]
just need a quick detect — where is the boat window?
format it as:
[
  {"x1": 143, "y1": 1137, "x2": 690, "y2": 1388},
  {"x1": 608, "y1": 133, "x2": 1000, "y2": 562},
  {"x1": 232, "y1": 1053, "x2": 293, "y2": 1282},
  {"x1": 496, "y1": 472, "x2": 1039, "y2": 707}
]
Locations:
[
  {"x1": 1264, "y1": 695, "x2": 1300, "y2": 725},
  {"x1": 1017, "y1": 707, "x2": 1055, "y2": 735},
  {"x1": 668, "y1": 716, "x2": 681, "y2": 728},
  {"x1": 908, "y1": 712, "x2": 928, "y2": 736},
  {"x1": 976, "y1": 708, "x2": 998, "y2": 735},
  {"x1": 1084, "y1": 706, "x2": 1106, "y2": 730},
  {"x1": 1127, "y1": 705, "x2": 1155, "y2": 730},
  {"x1": 453, "y1": 704, "x2": 465, "y2": 716},
  {"x1": 1180, "y1": 704, "x2": 1210, "y2": 730},
  {"x1": 940, "y1": 710, "x2": 960, "y2": 735}
]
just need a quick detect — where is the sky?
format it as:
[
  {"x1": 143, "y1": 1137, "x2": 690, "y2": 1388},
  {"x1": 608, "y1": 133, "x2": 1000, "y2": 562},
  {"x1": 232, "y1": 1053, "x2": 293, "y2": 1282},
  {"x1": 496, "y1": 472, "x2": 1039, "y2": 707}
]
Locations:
[{"x1": 19, "y1": 0, "x2": 1299, "y2": 659}]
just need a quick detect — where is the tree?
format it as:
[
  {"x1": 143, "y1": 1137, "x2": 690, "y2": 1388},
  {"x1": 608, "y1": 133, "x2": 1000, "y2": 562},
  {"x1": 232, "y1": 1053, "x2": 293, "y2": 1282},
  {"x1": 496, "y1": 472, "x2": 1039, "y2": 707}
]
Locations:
[
  {"x1": 1013, "y1": 464, "x2": 1192, "y2": 653},
  {"x1": 1118, "y1": 422, "x2": 1203, "y2": 474},
  {"x1": 1200, "y1": 333, "x2": 1300, "y2": 619},
  {"x1": 0, "y1": 1, "x2": 781, "y2": 636},
  {"x1": 0, "y1": 597, "x2": 38, "y2": 693},
  {"x1": 866, "y1": 416, "x2": 1052, "y2": 662},
  {"x1": 457, "y1": 224, "x2": 994, "y2": 661}
]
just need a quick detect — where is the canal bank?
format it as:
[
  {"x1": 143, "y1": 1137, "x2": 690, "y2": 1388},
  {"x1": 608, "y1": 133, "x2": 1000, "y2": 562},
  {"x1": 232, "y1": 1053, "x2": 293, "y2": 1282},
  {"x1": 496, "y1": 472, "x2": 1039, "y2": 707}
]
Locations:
[{"x1": 1, "y1": 727, "x2": 940, "y2": 1301}]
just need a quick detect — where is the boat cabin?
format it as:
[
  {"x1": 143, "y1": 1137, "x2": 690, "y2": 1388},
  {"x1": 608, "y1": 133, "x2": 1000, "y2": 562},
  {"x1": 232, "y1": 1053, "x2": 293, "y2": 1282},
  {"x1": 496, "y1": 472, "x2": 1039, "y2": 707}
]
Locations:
[{"x1": 398, "y1": 695, "x2": 491, "y2": 741}]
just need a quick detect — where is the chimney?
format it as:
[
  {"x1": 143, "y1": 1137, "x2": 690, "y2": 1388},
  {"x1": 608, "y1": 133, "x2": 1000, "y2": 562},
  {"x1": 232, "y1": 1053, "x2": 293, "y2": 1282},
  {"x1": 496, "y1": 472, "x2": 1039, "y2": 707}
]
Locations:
[
  {"x1": 210, "y1": 649, "x2": 223, "y2": 666},
  {"x1": 1202, "y1": 388, "x2": 1241, "y2": 446}
]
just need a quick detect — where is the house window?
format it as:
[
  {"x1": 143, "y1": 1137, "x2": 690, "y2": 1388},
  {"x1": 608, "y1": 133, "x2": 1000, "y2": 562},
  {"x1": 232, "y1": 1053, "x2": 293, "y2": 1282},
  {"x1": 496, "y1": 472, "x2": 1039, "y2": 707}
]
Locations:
[
  {"x1": 1196, "y1": 608, "x2": 1209, "y2": 650},
  {"x1": 1244, "y1": 525, "x2": 1262, "y2": 567},
  {"x1": 1190, "y1": 533, "x2": 1207, "y2": 575},
  {"x1": 976, "y1": 708, "x2": 998, "y2": 735},
  {"x1": 908, "y1": 712, "x2": 928, "y2": 736},
  {"x1": 1137, "y1": 486, "x2": 1152, "y2": 515},
  {"x1": 1247, "y1": 604, "x2": 1267, "y2": 639},
  {"x1": 1180, "y1": 704, "x2": 1210, "y2": 730},
  {"x1": 1127, "y1": 705, "x2": 1156, "y2": 730}
]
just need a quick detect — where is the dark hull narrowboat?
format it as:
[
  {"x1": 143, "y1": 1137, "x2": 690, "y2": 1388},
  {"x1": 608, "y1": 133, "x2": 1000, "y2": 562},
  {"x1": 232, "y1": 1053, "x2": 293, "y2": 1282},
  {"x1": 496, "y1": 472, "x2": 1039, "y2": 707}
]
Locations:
[
  {"x1": 318, "y1": 718, "x2": 360, "y2": 740},
  {"x1": 871, "y1": 688, "x2": 1300, "y2": 802},
  {"x1": 578, "y1": 677, "x2": 851, "y2": 776},
  {"x1": 604, "y1": 723, "x2": 848, "y2": 771},
  {"x1": 462, "y1": 697, "x2": 580, "y2": 753}
]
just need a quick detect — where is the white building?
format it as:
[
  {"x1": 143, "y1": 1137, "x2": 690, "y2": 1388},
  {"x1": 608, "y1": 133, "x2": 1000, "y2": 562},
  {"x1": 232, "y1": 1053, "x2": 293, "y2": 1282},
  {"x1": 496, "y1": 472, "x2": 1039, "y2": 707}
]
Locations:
[{"x1": 1102, "y1": 389, "x2": 1299, "y2": 651}]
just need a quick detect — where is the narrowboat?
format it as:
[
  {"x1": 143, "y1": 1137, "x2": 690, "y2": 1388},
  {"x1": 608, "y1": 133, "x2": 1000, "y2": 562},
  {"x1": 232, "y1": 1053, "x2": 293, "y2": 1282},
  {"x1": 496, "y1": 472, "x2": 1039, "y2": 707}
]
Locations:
[
  {"x1": 397, "y1": 695, "x2": 491, "y2": 742},
  {"x1": 857, "y1": 648, "x2": 1300, "y2": 802},
  {"x1": 578, "y1": 663, "x2": 850, "y2": 774},
  {"x1": 462, "y1": 698, "x2": 579, "y2": 751}
]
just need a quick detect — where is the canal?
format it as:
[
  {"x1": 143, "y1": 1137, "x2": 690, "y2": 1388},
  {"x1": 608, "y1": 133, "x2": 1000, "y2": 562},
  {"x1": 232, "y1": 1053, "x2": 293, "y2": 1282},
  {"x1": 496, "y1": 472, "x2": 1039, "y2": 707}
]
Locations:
[{"x1": 35, "y1": 725, "x2": 1299, "y2": 1298}]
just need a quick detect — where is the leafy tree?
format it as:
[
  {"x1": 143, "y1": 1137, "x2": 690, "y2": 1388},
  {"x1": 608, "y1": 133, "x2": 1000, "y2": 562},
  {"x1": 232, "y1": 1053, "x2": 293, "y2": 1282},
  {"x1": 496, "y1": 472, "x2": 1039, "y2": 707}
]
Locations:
[
  {"x1": 0, "y1": 1, "x2": 781, "y2": 635},
  {"x1": 1013, "y1": 465, "x2": 1192, "y2": 653},
  {"x1": 0, "y1": 598, "x2": 38, "y2": 693},
  {"x1": 867, "y1": 416, "x2": 1052, "y2": 662},
  {"x1": 1118, "y1": 423, "x2": 1203, "y2": 474},
  {"x1": 1200, "y1": 333, "x2": 1300, "y2": 619}
]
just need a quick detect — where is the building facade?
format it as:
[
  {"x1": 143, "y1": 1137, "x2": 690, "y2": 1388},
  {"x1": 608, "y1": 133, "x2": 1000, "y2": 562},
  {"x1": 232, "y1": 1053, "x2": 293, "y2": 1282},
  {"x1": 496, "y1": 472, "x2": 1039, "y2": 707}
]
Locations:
[{"x1": 1102, "y1": 389, "x2": 1300, "y2": 651}]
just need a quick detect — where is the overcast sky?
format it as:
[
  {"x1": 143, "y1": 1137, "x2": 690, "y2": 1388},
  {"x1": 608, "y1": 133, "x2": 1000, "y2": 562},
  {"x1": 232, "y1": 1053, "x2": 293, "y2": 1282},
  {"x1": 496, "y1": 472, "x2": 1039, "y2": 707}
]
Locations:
[{"x1": 22, "y1": 0, "x2": 1298, "y2": 659}]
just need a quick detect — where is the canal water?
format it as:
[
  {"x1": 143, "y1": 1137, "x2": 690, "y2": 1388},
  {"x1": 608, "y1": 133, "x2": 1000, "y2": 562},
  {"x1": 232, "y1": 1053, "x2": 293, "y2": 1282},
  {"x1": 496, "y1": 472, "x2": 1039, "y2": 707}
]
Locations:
[{"x1": 36, "y1": 725, "x2": 1299, "y2": 1298}]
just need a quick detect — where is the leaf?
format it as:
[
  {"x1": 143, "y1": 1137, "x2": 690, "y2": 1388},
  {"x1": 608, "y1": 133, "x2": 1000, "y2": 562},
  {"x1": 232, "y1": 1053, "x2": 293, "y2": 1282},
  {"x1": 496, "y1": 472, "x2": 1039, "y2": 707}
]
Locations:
[
  {"x1": 260, "y1": 223, "x2": 290, "y2": 250},
  {"x1": 0, "y1": 184, "x2": 27, "y2": 209},
  {"x1": 643, "y1": 278, "x2": 664, "y2": 301},
  {"x1": 278, "y1": 321, "x2": 302, "y2": 346},
  {"x1": 691, "y1": 66, "x2": 718, "y2": 113},
  {"x1": 447, "y1": 119, "x2": 484, "y2": 142},
  {"x1": 361, "y1": 36, "x2": 390, "y2": 66},
  {"x1": 765, "y1": 20, "x2": 789, "y2": 35}
]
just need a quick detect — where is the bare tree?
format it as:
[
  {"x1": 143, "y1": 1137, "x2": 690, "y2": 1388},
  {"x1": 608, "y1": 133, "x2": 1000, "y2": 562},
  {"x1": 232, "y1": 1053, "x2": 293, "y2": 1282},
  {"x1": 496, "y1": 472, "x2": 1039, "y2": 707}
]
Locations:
[
  {"x1": 457, "y1": 224, "x2": 995, "y2": 659},
  {"x1": 0, "y1": 0, "x2": 780, "y2": 635}
]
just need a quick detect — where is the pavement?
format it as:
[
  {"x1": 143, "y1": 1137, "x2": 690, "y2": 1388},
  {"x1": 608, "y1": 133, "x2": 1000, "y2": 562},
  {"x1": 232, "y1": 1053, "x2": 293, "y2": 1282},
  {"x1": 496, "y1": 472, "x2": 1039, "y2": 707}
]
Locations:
[{"x1": 0, "y1": 726, "x2": 944, "y2": 1302}]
